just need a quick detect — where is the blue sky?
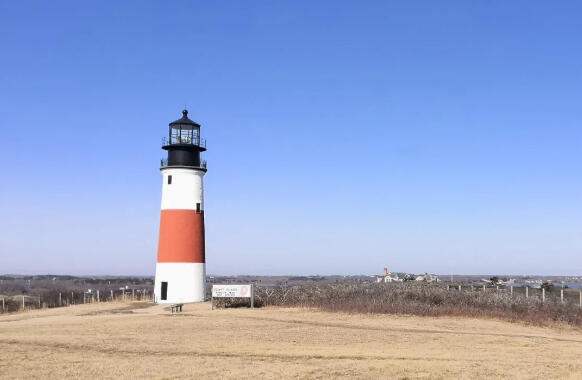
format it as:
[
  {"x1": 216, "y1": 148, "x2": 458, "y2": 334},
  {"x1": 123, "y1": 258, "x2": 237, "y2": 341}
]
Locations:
[{"x1": 0, "y1": 1, "x2": 580, "y2": 276}]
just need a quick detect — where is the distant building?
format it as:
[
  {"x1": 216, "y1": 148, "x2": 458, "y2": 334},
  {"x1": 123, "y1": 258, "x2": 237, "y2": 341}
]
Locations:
[
  {"x1": 376, "y1": 267, "x2": 404, "y2": 283},
  {"x1": 376, "y1": 268, "x2": 439, "y2": 283},
  {"x1": 415, "y1": 273, "x2": 439, "y2": 283}
]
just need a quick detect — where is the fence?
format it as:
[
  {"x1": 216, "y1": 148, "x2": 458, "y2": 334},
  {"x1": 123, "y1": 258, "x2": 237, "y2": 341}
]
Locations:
[
  {"x1": 444, "y1": 284, "x2": 582, "y2": 307},
  {"x1": 0, "y1": 288, "x2": 153, "y2": 314}
]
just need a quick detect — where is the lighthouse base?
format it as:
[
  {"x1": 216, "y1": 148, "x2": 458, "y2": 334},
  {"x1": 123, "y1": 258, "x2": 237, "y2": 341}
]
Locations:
[{"x1": 154, "y1": 263, "x2": 206, "y2": 304}]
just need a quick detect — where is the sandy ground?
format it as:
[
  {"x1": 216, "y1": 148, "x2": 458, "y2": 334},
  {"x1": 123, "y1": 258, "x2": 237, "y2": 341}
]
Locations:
[{"x1": 1, "y1": 302, "x2": 582, "y2": 379}]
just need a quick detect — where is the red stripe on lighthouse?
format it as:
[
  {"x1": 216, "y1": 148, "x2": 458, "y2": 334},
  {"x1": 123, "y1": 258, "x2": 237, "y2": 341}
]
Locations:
[{"x1": 157, "y1": 209, "x2": 205, "y2": 263}]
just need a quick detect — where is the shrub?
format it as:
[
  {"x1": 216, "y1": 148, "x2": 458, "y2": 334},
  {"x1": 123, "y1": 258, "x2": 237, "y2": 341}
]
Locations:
[{"x1": 241, "y1": 283, "x2": 582, "y2": 327}]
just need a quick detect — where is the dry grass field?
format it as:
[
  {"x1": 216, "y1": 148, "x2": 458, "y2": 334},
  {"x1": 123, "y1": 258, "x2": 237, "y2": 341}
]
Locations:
[{"x1": 1, "y1": 301, "x2": 582, "y2": 379}]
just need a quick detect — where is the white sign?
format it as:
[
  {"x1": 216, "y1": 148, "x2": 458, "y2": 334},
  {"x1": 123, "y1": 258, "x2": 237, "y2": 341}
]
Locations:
[{"x1": 212, "y1": 284, "x2": 252, "y2": 298}]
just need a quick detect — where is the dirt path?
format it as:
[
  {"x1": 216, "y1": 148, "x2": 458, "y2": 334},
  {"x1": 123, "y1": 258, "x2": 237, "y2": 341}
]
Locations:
[{"x1": 1, "y1": 302, "x2": 581, "y2": 379}]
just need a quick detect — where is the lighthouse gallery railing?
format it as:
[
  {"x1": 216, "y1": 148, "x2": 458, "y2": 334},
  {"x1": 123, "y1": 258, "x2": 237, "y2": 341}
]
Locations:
[
  {"x1": 160, "y1": 158, "x2": 207, "y2": 169},
  {"x1": 162, "y1": 136, "x2": 206, "y2": 148}
]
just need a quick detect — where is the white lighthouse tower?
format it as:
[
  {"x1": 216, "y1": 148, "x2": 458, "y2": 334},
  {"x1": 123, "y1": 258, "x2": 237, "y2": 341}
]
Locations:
[{"x1": 154, "y1": 110, "x2": 207, "y2": 303}]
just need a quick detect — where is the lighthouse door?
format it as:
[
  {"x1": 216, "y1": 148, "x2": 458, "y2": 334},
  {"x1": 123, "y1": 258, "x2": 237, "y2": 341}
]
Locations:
[{"x1": 161, "y1": 282, "x2": 168, "y2": 300}]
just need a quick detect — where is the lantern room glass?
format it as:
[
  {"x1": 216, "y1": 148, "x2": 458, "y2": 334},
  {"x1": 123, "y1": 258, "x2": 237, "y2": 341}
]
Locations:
[{"x1": 170, "y1": 124, "x2": 200, "y2": 145}]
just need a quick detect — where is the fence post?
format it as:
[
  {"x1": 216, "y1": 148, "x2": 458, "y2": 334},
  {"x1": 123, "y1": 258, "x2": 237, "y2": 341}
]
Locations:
[
  {"x1": 526, "y1": 286, "x2": 529, "y2": 298},
  {"x1": 542, "y1": 288, "x2": 545, "y2": 303},
  {"x1": 97, "y1": 290, "x2": 100, "y2": 303},
  {"x1": 38, "y1": 296, "x2": 41, "y2": 308},
  {"x1": 22, "y1": 295, "x2": 25, "y2": 310},
  {"x1": 110, "y1": 290, "x2": 114, "y2": 301},
  {"x1": 59, "y1": 292, "x2": 62, "y2": 306},
  {"x1": 250, "y1": 284, "x2": 254, "y2": 308},
  {"x1": 458, "y1": 285, "x2": 461, "y2": 291},
  {"x1": 483, "y1": 285, "x2": 486, "y2": 292},
  {"x1": 2, "y1": 297, "x2": 4, "y2": 312},
  {"x1": 71, "y1": 292, "x2": 74, "y2": 305},
  {"x1": 561, "y1": 288, "x2": 564, "y2": 303},
  {"x1": 83, "y1": 292, "x2": 86, "y2": 304},
  {"x1": 496, "y1": 285, "x2": 499, "y2": 292},
  {"x1": 132, "y1": 289, "x2": 135, "y2": 300},
  {"x1": 510, "y1": 286, "x2": 513, "y2": 296},
  {"x1": 447, "y1": 285, "x2": 449, "y2": 291}
]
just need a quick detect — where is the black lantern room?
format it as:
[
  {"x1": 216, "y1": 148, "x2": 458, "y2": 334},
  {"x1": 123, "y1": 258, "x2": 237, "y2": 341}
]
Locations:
[{"x1": 161, "y1": 110, "x2": 207, "y2": 170}]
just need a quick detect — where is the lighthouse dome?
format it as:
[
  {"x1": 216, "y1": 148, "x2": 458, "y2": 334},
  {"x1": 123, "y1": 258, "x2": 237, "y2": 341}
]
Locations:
[{"x1": 169, "y1": 109, "x2": 200, "y2": 130}]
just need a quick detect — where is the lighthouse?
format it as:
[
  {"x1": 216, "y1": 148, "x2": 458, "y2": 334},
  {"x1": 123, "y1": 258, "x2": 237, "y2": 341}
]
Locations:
[{"x1": 154, "y1": 110, "x2": 207, "y2": 303}]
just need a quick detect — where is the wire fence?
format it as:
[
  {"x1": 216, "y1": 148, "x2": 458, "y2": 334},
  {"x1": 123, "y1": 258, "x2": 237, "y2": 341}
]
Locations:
[
  {"x1": 0, "y1": 288, "x2": 153, "y2": 314},
  {"x1": 443, "y1": 283, "x2": 582, "y2": 306}
]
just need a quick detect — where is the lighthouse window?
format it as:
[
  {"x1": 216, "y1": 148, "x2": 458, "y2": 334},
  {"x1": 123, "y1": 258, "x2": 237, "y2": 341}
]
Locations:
[
  {"x1": 161, "y1": 282, "x2": 168, "y2": 300},
  {"x1": 196, "y1": 203, "x2": 201, "y2": 213},
  {"x1": 167, "y1": 175, "x2": 172, "y2": 185}
]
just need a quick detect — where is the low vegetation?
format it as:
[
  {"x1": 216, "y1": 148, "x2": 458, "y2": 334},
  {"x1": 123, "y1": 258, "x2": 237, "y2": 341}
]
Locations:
[
  {"x1": 213, "y1": 282, "x2": 582, "y2": 327},
  {"x1": 4, "y1": 277, "x2": 581, "y2": 328},
  {"x1": 0, "y1": 276, "x2": 153, "y2": 313}
]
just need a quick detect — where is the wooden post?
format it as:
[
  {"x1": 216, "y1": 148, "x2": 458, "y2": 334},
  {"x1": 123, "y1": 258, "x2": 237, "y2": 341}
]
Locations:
[
  {"x1": 2, "y1": 297, "x2": 4, "y2": 312},
  {"x1": 510, "y1": 286, "x2": 513, "y2": 296},
  {"x1": 542, "y1": 288, "x2": 545, "y2": 303},
  {"x1": 483, "y1": 285, "x2": 486, "y2": 292},
  {"x1": 22, "y1": 295, "x2": 25, "y2": 310},
  {"x1": 447, "y1": 285, "x2": 449, "y2": 291},
  {"x1": 561, "y1": 288, "x2": 564, "y2": 303},
  {"x1": 83, "y1": 292, "x2": 86, "y2": 304},
  {"x1": 250, "y1": 284, "x2": 254, "y2": 308},
  {"x1": 38, "y1": 296, "x2": 41, "y2": 308},
  {"x1": 110, "y1": 290, "x2": 114, "y2": 301},
  {"x1": 59, "y1": 292, "x2": 62, "y2": 306},
  {"x1": 211, "y1": 295, "x2": 215, "y2": 310},
  {"x1": 526, "y1": 286, "x2": 529, "y2": 298},
  {"x1": 97, "y1": 290, "x2": 100, "y2": 303},
  {"x1": 496, "y1": 285, "x2": 499, "y2": 292},
  {"x1": 458, "y1": 285, "x2": 461, "y2": 291},
  {"x1": 71, "y1": 292, "x2": 74, "y2": 305},
  {"x1": 132, "y1": 289, "x2": 135, "y2": 300}
]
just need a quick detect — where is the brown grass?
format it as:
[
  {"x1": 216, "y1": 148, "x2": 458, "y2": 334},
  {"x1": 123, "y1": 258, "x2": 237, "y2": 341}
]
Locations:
[{"x1": 1, "y1": 301, "x2": 582, "y2": 379}]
